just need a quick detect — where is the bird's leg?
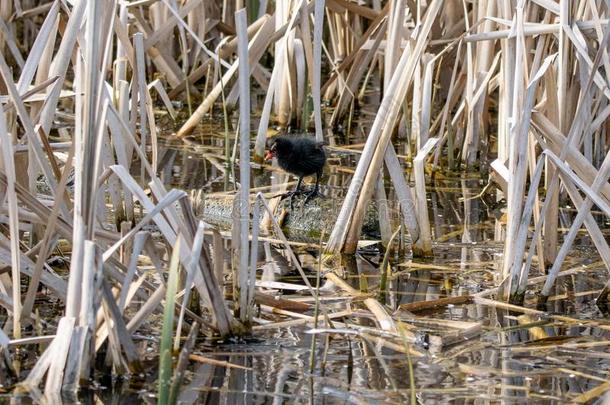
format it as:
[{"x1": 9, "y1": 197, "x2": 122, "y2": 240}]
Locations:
[
  {"x1": 279, "y1": 177, "x2": 304, "y2": 197},
  {"x1": 304, "y1": 172, "x2": 322, "y2": 205},
  {"x1": 279, "y1": 176, "x2": 304, "y2": 209},
  {"x1": 289, "y1": 176, "x2": 304, "y2": 209},
  {"x1": 294, "y1": 176, "x2": 303, "y2": 194}
]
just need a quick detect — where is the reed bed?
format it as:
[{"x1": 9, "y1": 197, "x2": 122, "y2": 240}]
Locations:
[{"x1": 0, "y1": 0, "x2": 608, "y2": 402}]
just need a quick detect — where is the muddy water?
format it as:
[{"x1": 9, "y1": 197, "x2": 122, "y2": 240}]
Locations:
[{"x1": 124, "y1": 132, "x2": 610, "y2": 405}]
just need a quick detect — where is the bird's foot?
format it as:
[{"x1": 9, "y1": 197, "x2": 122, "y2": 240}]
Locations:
[
  {"x1": 280, "y1": 190, "x2": 304, "y2": 198},
  {"x1": 303, "y1": 188, "x2": 321, "y2": 206},
  {"x1": 272, "y1": 190, "x2": 302, "y2": 199},
  {"x1": 279, "y1": 190, "x2": 304, "y2": 210}
]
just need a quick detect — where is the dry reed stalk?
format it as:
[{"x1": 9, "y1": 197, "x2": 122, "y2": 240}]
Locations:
[
  {"x1": 235, "y1": 8, "x2": 253, "y2": 325},
  {"x1": 132, "y1": 11, "x2": 184, "y2": 89},
  {"x1": 253, "y1": 46, "x2": 283, "y2": 159},
  {"x1": 117, "y1": 232, "x2": 148, "y2": 313},
  {"x1": 538, "y1": 150, "x2": 610, "y2": 300},
  {"x1": 177, "y1": 14, "x2": 273, "y2": 137},
  {"x1": 312, "y1": 0, "x2": 325, "y2": 142},
  {"x1": 17, "y1": 1, "x2": 59, "y2": 94},
  {"x1": 298, "y1": 0, "x2": 315, "y2": 92},
  {"x1": 384, "y1": 146, "x2": 421, "y2": 249},
  {"x1": 500, "y1": 1, "x2": 527, "y2": 284},
  {"x1": 248, "y1": 199, "x2": 261, "y2": 317},
  {"x1": 411, "y1": 60, "x2": 422, "y2": 149},
  {"x1": 0, "y1": 105, "x2": 21, "y2": 337},
  {"x1": 320, "y1": 2, "x2": 389, "y2": 96},
  {"x1": 463, "y1": 0, "x2": 495, "y2": 165},
  {"x1": 384, "y1": 0, "x2": 405, "y2": 91},
  {"x1": 509, "y1": 24, "x2": 610, "y2": 301},
  {"x1": 219, "y1": 13, "x2": 270, "y2": 58},
  {"x1": 463, "y1": 19, "x2": 610, "y2": 43},
  {"x1": 173, "y1": 195, "x2": 240, "y2": 333},
  {"x1": 539, "y1": 41, "x2": 559, "y2": 270},
  {"x1": 295, "y1": 40, "x2": 307, "y2": 126},
  {"x1": 532, "y1": 113, "x2": 610, "y2": 201},
  {"x1": 21, "y1": 142, "x2": 75, "y2": 320},
  {"x1": 329, "y1": 17, "x2": 387, "y2": 125},
  {"x1": 64, "y1": 241, "x2": 101, "y2": 388},
  {"x1": 326, "y1": 0, "x2": 442, "y2": 256},
  {"x1": 327, "y1": 0, "x2": 379, "y2": 20},
  {"x1": 107, "y1": 164, "x2": 237, "y2": 336},
  {"x1": 147, "y1": 0, "x2": 204, "y2": 52},
  {"x1": 375, "y1": 174, "x2": 392, "y2": 246},
  {"x1": 560, "y1": 180, "x2": 610, "y2": 272},
  {"x1": 95, "y1": 286, "x2": 164, "y2": 353},
  {"x1": 133, "y1": 33, "x2": 150, "y2": 180},
  {"x1": 102, "y1": 190, "x2": 187, "y2": 262},
  {"x1": 432, "y1": 40, "x2": 463, "y2": 168},
  {"x1": 323, "y1": 272, "x2": 396, "y2": 332},
  {"x1": 273, "y1": 0, "x2": 292, "y2": 127},
  {"x1": 44, "y1": 316, "x2": 75, "y2": 395},
  {"x1": 254, "y1": 1, "x2": 315, "y2": 159},
  {"x1": 503, "y1": 53, "x2": 557, "y2": 301},
  {"x1": 419, "y1": 55, "x2": 435, "y2": 149},
  {"x1": 0, "y1": 20, "x2": 21, "y2": 68},
  {"x1": 100, "y1": 280, "x2": 140, "y2": 372},
  {"x1": 38, "y1": 0, "x2": 86, "y2": 134},
  {"x1": 0, "y1": 55, "x2": 65, "y2": 220},
  {"x1": 113, "y1": 3, "x2": 129, "y2": 94},
  {"x1": 412, "y1": 138, "x2": 439, "y2": 256}
]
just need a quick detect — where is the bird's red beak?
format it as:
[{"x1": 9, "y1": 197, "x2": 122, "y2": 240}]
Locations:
[{"x1": 264, "y1": 150, "x2": 275, "y2": 162}]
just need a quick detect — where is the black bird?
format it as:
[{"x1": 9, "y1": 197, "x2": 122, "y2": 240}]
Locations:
[{"x1": 265, "y1": 135, "x2": 326, "y2": 208}]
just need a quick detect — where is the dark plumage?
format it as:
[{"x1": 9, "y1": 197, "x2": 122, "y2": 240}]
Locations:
[{"x1": 265, "y1": 135, "x2": 326, "y2": 208}]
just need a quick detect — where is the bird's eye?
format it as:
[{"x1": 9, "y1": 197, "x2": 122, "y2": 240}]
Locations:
[{"x1": 271, "y1": 143, "x2": 277, "y2": 151}]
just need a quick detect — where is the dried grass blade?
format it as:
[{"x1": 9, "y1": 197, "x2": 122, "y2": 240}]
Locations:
[
  {"x1": 158, "y1": 237, "x2": 182, "y2": 404},
  {"x1": 0, "y1": 103, "x2": 21, "y2": 336}
]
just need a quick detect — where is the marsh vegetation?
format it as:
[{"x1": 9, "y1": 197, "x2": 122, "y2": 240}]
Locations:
[{"x1": 0, "y1": 0, "x2": 608, "y2": 403}]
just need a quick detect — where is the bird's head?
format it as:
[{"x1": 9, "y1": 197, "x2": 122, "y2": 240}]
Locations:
[{"x1": 264, "y1": 139, "x2": 277, "y2": 162}]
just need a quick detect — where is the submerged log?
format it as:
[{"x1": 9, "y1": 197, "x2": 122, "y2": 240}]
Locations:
[{"x1": 194, "y1": 192, "x2": 388, "y2": 244}]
